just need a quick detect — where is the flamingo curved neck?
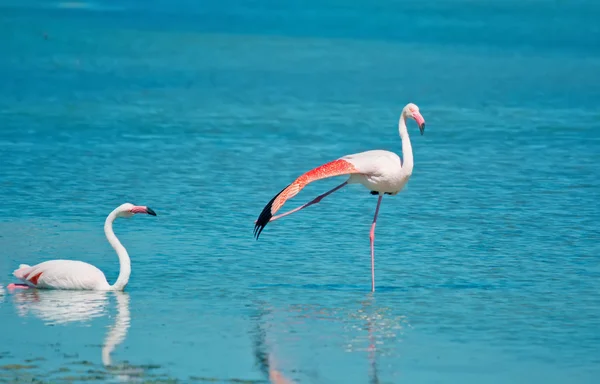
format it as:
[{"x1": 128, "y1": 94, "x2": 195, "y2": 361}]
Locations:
[
  {"x1": 104, "y1": 211, "x2": 130, "y2": 291},
  {"x1": 399, "y1": 113, "x2": 414, "y2": 176}
]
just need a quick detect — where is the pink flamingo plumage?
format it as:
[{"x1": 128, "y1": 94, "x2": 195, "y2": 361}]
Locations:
[
  {"x1": 254, "y1": 103, "x2": 426, "y2": 292},
  {"x1": 8, "y1": 203, "x2": 156, "y2": 291}
]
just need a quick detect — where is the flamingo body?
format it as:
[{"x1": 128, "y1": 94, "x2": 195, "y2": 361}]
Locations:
[
  {"x1": 343, "y1": 150, "x2": 407, "y2": 195},
  {"x1": 9, "y1": 203, "x2": 156, "y2": 291},
  {"x1": 13, "y1": 261, "x2": 111, "y2": 290}
]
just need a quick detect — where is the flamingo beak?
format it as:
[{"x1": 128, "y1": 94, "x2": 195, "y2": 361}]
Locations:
[
  {"x1": 130, "y1": 206, "x2": 157, "y2": 215},
  {"x1": 413, "y1": 112, "x2": 425, "y2": 135}
]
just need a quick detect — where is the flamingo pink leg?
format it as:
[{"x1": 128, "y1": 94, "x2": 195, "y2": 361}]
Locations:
[
  {"x1": 370, "y1": 195, "x2": 383, "y2": 292},
  {"x1": 269, "y1": 181, "x2": 348, "y2": 222},
  {"x1": 7, "y1": 283, "x2": 29, "y2": 290}
]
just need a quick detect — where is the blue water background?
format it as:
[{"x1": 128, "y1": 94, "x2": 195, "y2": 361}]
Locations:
[{"x1": 1, "y1": 0, "x2": 600, "y2": 382}]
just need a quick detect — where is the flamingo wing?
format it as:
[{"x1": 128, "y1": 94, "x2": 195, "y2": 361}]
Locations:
[
  {"x1": 13, "y1": 260, "x2": 110, "y2": 290},
  {"x1": 254, "y1": 158, "x2": 362, "y2": 238}
]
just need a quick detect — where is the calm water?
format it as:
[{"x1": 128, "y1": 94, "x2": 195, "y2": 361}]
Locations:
[{"x1": 1, "y1": 0, "x2": 600, "y2": 383}]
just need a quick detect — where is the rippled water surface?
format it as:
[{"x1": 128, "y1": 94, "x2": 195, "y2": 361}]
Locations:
[{"x1": 1, "y1": 1, "x2": 600, "y2": 383}]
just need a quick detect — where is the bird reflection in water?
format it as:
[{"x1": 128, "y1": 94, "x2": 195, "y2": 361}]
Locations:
[
  {"x1": 101, "y1": 292, "x2": 143, "y2": 382},
  {"x1": 251, "y1": 305, "x2": 296, "y2": 384},
  {"x1": 10, "y1": 289, "x2": 139, "y2": 382},
  {"x1": 251, "y1": 295, "x2": 409, "y2": 384},
  {"x1": 11, "y1": 289, "x2": 109, "y2": 325},
  {"x1": 364, "y1": 296, "x2": 381, "y2": 384},
  {"x1": 353, "y1": 295, "x2": 410, "y2": 384}
]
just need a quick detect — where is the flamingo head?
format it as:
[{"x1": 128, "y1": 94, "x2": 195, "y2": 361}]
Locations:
[
  {"x1": 403, "y1": 103, "x2": 425, "y2": 135},
  {"x1": 116, "y1": 203, "x2": 157, "y2": 218}
]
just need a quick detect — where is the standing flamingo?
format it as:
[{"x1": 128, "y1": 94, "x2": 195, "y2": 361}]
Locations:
[
  {"x1": 254, "y1": 103, "x2": 425, "y2": 292},
  {"x1": 7, "y1": 203, "x2": 157, "y2": 291}
]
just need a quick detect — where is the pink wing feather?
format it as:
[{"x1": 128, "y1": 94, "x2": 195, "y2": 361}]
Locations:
[
  {"x1": 12, "y1": 264, "x2": 41, "y2": 287},
  {"x1": 254, "y1": 158, "x2": 361, "y2": 238}
]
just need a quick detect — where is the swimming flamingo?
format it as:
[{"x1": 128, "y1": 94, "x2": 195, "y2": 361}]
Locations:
[
  {"x1": 254, "y1": 103, "x2": 425, "y2": 292},
  {"x1": 8, "y1": 203, "x2": 157, "y2": 291}
]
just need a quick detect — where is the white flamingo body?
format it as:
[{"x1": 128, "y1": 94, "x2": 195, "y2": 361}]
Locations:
[
  {"x1": 13, "y1": 261, "x2": 110, "y2": 290},
  {"x1": 254, "y1": 103, "x2": 425, "y2": 292},
  {"x1": 9, "y1": 203, "x2": 156, "y2": 291},
  {"x1": 343, "y1": 150, "x2": 408, "y2": 194}
]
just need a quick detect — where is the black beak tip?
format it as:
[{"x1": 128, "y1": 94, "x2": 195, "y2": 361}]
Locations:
[
  {"x1": 419, "y1": 123, "x2": 425, "y2": 135},
  {"x1": 146, "y1": 207, "x2": 157, "y2": 216}
]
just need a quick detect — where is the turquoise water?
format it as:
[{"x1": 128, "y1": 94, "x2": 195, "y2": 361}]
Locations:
[{"x1": 1, "y1": 0, "x2": 600, "y2": 382}]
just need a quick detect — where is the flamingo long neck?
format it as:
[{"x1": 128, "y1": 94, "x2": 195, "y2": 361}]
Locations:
[
  {"x1": 399, "y1": 113, "x2": 414, "y2": 176},
  {"x1": 104, "y1": 211, "x2": 130, "y2": 291}
]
